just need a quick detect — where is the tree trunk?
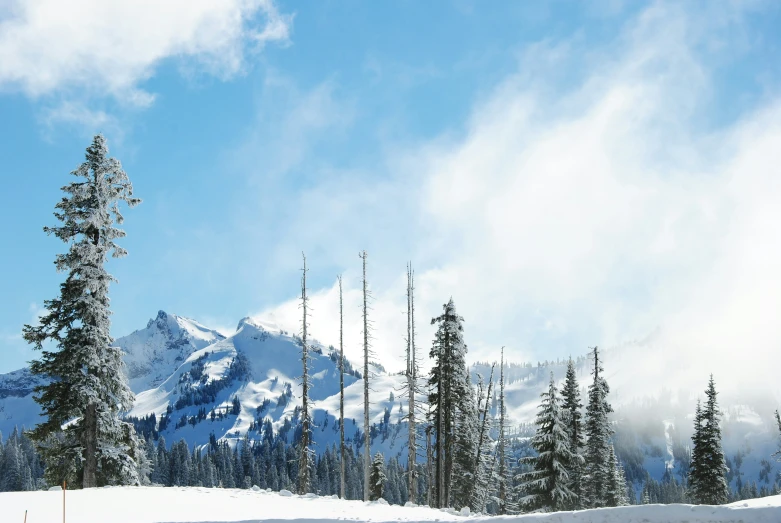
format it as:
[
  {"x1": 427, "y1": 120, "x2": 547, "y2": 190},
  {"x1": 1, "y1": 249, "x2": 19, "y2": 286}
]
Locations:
[
  {"x1": 339, "y1": 275, "x2": 346, "y2": 499},
  {"x1": 361, "y1": 251, "x2": 370, "y2": 502},
  {"x1": 406, "y1": 264, "x2": 417, "y2": 503},
  {"x1": 83, "y1": 402, "x2": 98, "y2": 488}
]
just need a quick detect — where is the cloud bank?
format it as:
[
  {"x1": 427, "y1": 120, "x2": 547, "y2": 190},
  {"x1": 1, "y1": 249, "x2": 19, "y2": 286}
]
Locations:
[{"x1": 246, "y1": 2, "x2": 781, "y2": 400}]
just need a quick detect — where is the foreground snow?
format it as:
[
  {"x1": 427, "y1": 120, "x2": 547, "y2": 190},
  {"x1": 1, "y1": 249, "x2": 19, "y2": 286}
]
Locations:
[{"x1": 1, "y1": 487, "x2": 779, "y2": 523}]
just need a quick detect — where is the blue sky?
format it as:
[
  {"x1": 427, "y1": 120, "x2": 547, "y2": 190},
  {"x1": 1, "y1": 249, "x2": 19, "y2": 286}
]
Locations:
[{"x1": 1, "y1": 1, "x2": 780, "y2": 382}]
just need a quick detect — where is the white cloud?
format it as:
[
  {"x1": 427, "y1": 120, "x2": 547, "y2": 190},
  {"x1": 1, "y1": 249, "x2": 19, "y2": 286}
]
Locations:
[
  {"x1": 0, "y1": 0, "x2": 291, "y2": 107},
  {"x1": 249, "y1": 1, "x2": 781, "y2": 398}
]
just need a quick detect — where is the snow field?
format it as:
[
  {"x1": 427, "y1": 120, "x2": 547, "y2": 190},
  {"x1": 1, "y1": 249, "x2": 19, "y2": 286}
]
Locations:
[{"x1": 0, "y1": 487, "x2": 779, "y2": 523}]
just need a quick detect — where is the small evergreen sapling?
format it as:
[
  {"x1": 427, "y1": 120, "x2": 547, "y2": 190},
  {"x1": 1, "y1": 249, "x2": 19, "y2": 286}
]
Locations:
[{"x1": 370, "y1": 452, "x2": 386, "y2": 501}]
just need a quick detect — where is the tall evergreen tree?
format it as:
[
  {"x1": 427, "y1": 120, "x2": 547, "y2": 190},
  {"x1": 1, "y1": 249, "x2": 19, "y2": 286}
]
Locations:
[
  {"x1": 451, "y1": 372, "x2": 479, "y2": 509},
  {"x1": 561, "y1": 358, "x2": 585, "y2": 508},
  {"x1": 517, "y1": 372, "x2": 579, "y2": 513},
  {"x1": 688, "y1": 375, "x2": 729, "y2": 505},
  {"x1": 427, "y1": 298, "x2": 468, "y2": 508},
  {"x1": 583, "y1": 346, "x2": 613, "y2": 508},
  {"x1": 298, "y1": 253, "x2": 314, "y2": 494},
  {"x1": 23, "y1": 134, "x2": 141, "y2": 488}
]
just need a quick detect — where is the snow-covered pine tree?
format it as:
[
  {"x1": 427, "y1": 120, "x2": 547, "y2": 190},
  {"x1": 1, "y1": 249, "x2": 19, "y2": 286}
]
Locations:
[
  {"x1": 359, "y1": 250, "x2": 371, "y2": 501},
  {"x1": 561, "y1": 358, "x2": 585, "y2": 509},
  {"x1": 689, "y1": 375, "x2": 729, "y2": 505},
  {"x1": 427, "y1": 298, "x2": 469, "y2": 508},
  {"x1": 369, "y1": 452, "x2": 386, "y2": 501},
  {"x1": 338, "y1": 274, "x2": 346, "y2": 499},
  {"x1": 452, "y1": 371, "x2": 479, "y2": 510},
  {"x1": 773, "y1": 410, "x2": 781, "y2": 463},
  {"x1": 297, "y1": 253, "x2": 314, "y2": 494},
  {"x1": 605, "y1": 445, "x2": 628, "y2": 506},
  {"x1": 688, "y1": 399, "x2": 704, "y2": 501},
  {"x1": 517, "y1": 372, "x2": 578, "y2": 513},
  {"x1": 23, "y1": 134, "x2": 141, "y2": 488},
  {"x1": 583, "y1": 346, "x2": 613, "y2": 508}
]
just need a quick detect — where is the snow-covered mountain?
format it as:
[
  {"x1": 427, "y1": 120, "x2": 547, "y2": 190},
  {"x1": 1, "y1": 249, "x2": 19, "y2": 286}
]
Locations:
[
  {"x1": 119, "y1": 310, "x2": 226, "y2": 391},
  {"x1": 1, "y1": 311, "x2": 779, "y2": 495}
]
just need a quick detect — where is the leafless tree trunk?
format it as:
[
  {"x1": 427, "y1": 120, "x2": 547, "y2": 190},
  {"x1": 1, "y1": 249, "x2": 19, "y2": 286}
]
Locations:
[
  {"x1": 406, "y1": 263, "x2": 417, "y2": 503},
  {"x1": 498, "y1": 347, "x2": 507, "y2": 514},
  {"x1": 298, "y1": 252, "x2": 312, "y2": 495},
  {"x1": 360, "y1": 250, "x2": 370, "y2": 502},
  {"x1": 338, "y1": 274, "x2": 346, "y2": 499}
]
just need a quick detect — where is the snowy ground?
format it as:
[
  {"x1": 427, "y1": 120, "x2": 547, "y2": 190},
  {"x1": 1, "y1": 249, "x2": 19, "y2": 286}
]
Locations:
[{"x1": 1, "y1": 487, "x2": 779, "y2": 523}]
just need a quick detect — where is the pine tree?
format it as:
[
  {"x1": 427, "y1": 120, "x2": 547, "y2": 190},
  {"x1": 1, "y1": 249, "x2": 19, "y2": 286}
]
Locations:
[
  {"x1": 297, "y1": 253, "x2": 314, "y2": 494},
  {"x1": 688, "y1": 399, "x2": 704, "y2": 501},
  {"x1": 561, "y1": 358, "x2": 585, "y2": 509},
  {"x1": 688, "y1": 375, "x2": 729, "y2": 505},
  {"x1": 452, "y1": 372, "x2": 479, "y2": 510},
  {"x1": 517, "y1": 372, "x2": 579, "y2": 512},
  {"x1": 370, "y1": 452, "x2": 386, "y2": 501},
  {"x1": 583, "y1": 346, "x2": 613, "y2": 508},
  {"x1": 23, "y1": 134, "x2": 141, "y2": 488},
  {"x1": 427, "y1": 298, "x2": 469, "y2": 508},
  {"x1": 773, "y1": 410, "x2": 781, "y2": 463},
  {"x1": 605, "y1": 445, "x2": 628, "y2": 506}
]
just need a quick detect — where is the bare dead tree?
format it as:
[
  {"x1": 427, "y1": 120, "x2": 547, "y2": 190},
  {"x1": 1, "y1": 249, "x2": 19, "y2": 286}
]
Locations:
[
  {"x1": 360, "y1": 250, "x2": 371, "y2": 502},
  {"x1": 338, "y1": 274, "x2": 346, "y2": 499},
  {"x1": 298, "y1": 252, "x2": 313, "y2": 495},
  {"x1": 497, "y1": 347, "x2": 507, "y2": 514}
]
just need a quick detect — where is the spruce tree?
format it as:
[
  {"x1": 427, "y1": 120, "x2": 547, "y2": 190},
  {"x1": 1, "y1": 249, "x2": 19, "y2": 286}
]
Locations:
[
  {"x1": 688, "y1": 375, "x2": 729, "y2": 505},
  {"x1": 517, "y1": 372, "x2": 579, "y2": 512},
  {"x1": 369, "y1": 452, "x2": 386, "y2": 501},
  {"x1": 773, "y1": 410, "x2": 781, "y2": 463},
  {"x1": 561, "y1": 358, "x2": 585, "y2": 509},
  {"x1": 23, "y1": 134, "x2": 141, "y2": 488},
  {"x1": 427, "y1": 298, "x2": 468, "y2": 508},
  {"x1": 451, "y1": 372, "x2": 479, "y2": 510},
  {"x1": 583, "y1": 346, "x2": 613, "y2": 508},
  {"x1": 605, "y1": 445, "x2": 628, "y2": 507}
]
